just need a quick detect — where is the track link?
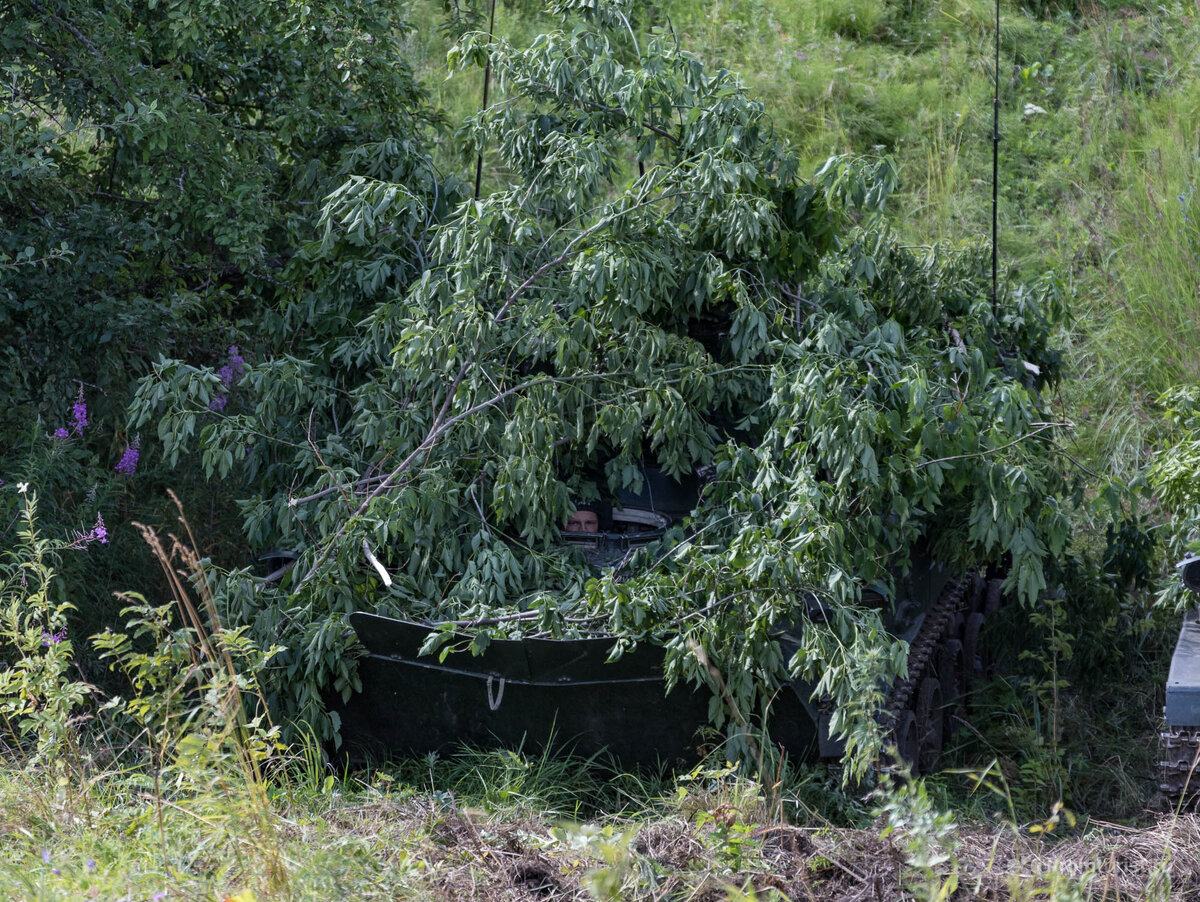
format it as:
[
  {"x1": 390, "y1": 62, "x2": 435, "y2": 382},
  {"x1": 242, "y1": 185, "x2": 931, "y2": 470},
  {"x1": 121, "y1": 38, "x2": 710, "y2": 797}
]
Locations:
[
  {"x1": 882, "y1": 571, "x2": 1006, "y2": 773},
  {"x1": 1160, "y1": 726, "x2": 1200, "y2": 796},
  {"x1": 885, "y1": 574, "x2": 970, "y2": 716}
]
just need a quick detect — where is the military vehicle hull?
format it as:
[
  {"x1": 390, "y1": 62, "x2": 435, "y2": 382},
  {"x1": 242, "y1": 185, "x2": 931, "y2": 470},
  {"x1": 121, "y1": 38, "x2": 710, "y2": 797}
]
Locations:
[{"x1": 335, "y1": 570, "x2": 1007, "y2": 771}]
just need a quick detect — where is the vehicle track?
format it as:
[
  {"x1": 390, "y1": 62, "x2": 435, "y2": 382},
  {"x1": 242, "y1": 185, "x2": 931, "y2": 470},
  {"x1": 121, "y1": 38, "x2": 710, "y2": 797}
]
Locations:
[{"x1": 883, "y1": 572, "x2": 1007, "y2": 773}]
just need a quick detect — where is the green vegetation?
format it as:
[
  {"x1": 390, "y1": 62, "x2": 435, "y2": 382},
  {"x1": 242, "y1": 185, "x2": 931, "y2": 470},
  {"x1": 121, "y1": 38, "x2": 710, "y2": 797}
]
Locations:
[
  {"x1": 0, "y1": 504, "x2": 1193, "y2": 901},
  {"x1": 646, "y1": 0, "x2": 1200, "y2": 475},
  {"x1": 4, "y1": 0, "x2": 1200, "y2": 897}
]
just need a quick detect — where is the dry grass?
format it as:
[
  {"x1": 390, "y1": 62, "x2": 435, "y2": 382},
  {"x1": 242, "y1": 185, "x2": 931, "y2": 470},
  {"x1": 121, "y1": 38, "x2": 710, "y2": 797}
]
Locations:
[
  {"x1": 4, "y1": 733, "x2": 1199, "y2": 900},
  {"x1": 263, "y1": 789, "x2": 1200, "y2": 902}
]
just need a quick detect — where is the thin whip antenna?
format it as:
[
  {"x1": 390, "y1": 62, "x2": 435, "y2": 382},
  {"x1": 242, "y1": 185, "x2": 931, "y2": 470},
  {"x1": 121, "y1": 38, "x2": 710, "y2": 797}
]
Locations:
[
  {"x1": 991, "y1": 0, "x2": 1000, "y2": 318},
  {"x1": 474, "y1": 0, "x2": 498, "y2": 201}
]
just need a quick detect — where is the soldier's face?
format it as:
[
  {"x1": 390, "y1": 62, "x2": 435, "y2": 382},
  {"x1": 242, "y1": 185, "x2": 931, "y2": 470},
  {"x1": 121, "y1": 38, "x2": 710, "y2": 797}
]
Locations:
[{"x1": 565, "y1": 510, "x2": 600, "y2": 533}]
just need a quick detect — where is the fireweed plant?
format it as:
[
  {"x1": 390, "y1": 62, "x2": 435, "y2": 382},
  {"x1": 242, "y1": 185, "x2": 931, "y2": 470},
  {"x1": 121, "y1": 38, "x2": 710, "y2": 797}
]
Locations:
[
  {"x1": 130, "y1": 0, "x2": 1071, "y2": 775},
  {"x1": 0, "y1": 488, "x2": 96, "y2": 766},
  {"x1": 0, "y1": 487, "x2": 290, "y2": 896},
  {"x1": 114, "y1": 438, "x2": 140, "y2": 477},
  {"x1": 2, "y1": 388, "x2": 116, "y2": 552}
]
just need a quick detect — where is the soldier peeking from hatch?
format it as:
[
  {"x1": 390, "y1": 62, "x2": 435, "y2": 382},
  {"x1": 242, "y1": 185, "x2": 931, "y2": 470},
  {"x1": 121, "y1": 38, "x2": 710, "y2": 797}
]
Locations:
[{"x1": 564, "y1": 510, "x2": 600, "y2": 533}]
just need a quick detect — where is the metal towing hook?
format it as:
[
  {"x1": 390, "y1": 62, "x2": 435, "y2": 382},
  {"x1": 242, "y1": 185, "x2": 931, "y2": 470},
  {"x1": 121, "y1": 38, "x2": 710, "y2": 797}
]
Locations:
[{"x1": 1159, "y1": 554, "x2": 1200, "y2": 797}]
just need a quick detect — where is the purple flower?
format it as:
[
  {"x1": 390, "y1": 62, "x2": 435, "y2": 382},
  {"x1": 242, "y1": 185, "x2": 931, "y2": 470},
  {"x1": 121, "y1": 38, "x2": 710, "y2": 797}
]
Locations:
[
  {"x1": 86, "y1": 860, "x2": 96, "y2": 871},
  {"x1": 67, "y1": 512, "x2": 108, "y2": 549},
  {"x1": 115, "y1": 437, "x2": 140, "y2": 476},
  {"x1": 41, "y1": 850, "x2": 51, "y2": 864},
  {"x1": 71, "y1": 389, "x2": 88, "y2": 434},
  {"x1": 219, "y1": 345, "x2": 246, "y2": 386},
  {"x1": 210, "y1": 346, "x2": 246, "y2": 411},
  {"x1": 41, "y1": 628, "x2": 67, "y2": 647},
  {"x1": 53, "y1": 427, "x2": 69, "y2": 439}
]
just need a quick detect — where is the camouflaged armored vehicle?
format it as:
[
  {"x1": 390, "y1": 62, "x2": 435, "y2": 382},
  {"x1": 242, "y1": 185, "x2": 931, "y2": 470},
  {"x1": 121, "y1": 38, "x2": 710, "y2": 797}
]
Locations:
[{"x1": 336, "y1": 466, "x2": 1010, "y2": 772}]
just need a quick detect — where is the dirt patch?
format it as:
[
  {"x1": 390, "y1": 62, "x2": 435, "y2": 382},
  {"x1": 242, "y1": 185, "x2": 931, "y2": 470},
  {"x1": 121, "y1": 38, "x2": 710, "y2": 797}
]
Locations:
[
  {"x1": 755, "y1": 823, "x2": 815, "y2": 856},
  {"x1": 505, "y1": 857, "x2": 562, "y2": 897}
]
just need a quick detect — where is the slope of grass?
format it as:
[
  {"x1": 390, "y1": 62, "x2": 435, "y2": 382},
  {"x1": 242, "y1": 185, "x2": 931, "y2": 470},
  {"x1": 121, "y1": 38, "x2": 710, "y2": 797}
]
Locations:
[{"x1": 402, "y1": 0, "x2": 1200, "y2": 476}]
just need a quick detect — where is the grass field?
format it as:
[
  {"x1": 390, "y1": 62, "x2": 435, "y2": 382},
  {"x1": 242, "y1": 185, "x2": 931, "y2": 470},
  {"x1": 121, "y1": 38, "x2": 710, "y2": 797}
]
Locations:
[{"x1": 7, "y1": 741, "x2": 1200, "y2": 900}]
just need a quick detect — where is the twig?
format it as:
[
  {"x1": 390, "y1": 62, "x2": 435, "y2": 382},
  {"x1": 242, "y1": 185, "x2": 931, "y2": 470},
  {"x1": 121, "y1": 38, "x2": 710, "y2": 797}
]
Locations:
[
  {"x1": 28, "y1": 1, "x2": 97, "y2": 52},
  {"x1": 915, "y1": 423, "x2": 1066, "y2": 469},
  {"x1": 668, "y1": 590, "x2": 756, "y2": 628},
  {"x1": 294, "y1": 368, "x2": 465, "y2": 587},
  {"x1": 519, "y1": 77, "x2": 680, "y2": 145},
  {"x1": 293, "y1": 184, "x2": 695, "y2": 585},
  {"x1": 1057, "y1": 449, "x2": 1103, "y2": 480},
  {"x1": 362, "y1": 540, "x2": 392, "y2": 588},
  {"x1": 286, "y1": 365, "x2": 739, "y2": 509}
]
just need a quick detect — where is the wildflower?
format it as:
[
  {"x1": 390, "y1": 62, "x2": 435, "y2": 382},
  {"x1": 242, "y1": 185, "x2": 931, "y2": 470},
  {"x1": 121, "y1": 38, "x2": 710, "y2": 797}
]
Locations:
[
  {"x1": 41, "y1": 628, "x2": 67, "y2": 647},
  {"x1": 209, "y1": 394, "x2": 228, "y2": 413},
  {"x1": 71, "y1": 388, "x2": 88, "y2": 434},
  {"x1": 53, "y1": 427, "x2": 69, "y2": 439},
  {"x1": 41, "y1": 851, "x2": 50, "y2": 864},
  {"x1": 90, "y1": 513, "x2": 108, "y2": 544},
  {"x1": 66, "y1": 513, "x2": 108, "y2": 549},
  {"x1": 218, "y1": 344, "x2": 246, "y2": 387},
  {"x1": 114, "y1": 436, "x2": 140, "y2": 476},
  {"x1": 86, "y1": 860, "x2": 96, "y2": 871},
  {"x1": 17, "y1": 482, "x2": 28, "y2": 494}
]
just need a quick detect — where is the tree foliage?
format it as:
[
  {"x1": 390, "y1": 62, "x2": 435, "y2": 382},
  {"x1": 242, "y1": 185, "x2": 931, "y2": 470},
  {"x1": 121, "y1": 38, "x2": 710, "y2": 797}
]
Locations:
[
  {"x1": 0, "y1": 0, "x2": 456, "y2": 632},
  {"x1": 0, "y1": 0, "x2": 442, "y2": 435},
  {"x1": 113, "y1": 1, "x2": 1072, "y2": 772}
]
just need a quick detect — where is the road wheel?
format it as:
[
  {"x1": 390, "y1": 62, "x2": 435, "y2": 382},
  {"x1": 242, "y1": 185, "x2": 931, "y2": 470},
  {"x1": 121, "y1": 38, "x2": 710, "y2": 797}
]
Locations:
[
  {"x1": 968, "y1": 574, "x2": 986, "y2": 614},
  {"x1": 892, "y1": 709, "x2": 920, "y2": 774},
  {"x1": 938, "y1": 638, "x2": 964, "y2": 732},
  {"x1": 985, "y1": 578, "x2": 1004, "y2": 615},
  {"x1": 962, "y1": 611, "x2": 986, "y2": 680},
  {"x1": 915, "y1": 677, "x2": 944, "y2": 773}
]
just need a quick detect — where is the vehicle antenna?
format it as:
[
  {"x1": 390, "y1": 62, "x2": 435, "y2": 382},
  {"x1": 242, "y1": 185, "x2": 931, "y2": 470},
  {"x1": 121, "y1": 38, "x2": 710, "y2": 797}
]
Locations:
[
  {"x1": 475, "y1": 0, "x2": 499, "y2": 201},
  {"x1": 991, "y1": 0, "x2": 1001, "y2": 319}
]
